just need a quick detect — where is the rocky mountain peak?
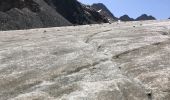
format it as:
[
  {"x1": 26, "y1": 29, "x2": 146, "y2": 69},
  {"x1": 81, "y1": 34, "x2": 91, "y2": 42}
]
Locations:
[
  {"x1": 136, "y1": 14, "x2": 156, "y2": 21},
  {"x1": 91, "y1": 3, "x2": 118, "y2": 21},
  {"x1": 119, "y1": 15, "x2": 134, "y2": 21}
]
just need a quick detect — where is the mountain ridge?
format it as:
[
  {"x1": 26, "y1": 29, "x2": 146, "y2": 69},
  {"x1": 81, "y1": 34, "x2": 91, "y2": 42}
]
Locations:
[
  {"x1": 0, "y1": 1, "x2": 160, "y2": 31},
  {"x1": 90, "y1": 3, "x2": 157, "y2": 22},
  {"x1": 136, "y1": 14, "x2": 156, "y2": 21},
  {"x1": 0, "y1": 0, "x2": 109, "y2": 30}
]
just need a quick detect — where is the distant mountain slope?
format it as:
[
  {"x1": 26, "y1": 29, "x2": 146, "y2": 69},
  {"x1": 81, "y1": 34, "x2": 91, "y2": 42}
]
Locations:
[
  {"x1": 91, "y1": 3, "x2": 118, "y2": 21},
  {"x1": 136, "y1": 14, "x2": 156, "y2": 21},
  {"x1": 0, "y1": 0, "x2": 72, "y2": 30},
  {"x1": 119, "y1": 15, "x2": 134, "y2": 21}
]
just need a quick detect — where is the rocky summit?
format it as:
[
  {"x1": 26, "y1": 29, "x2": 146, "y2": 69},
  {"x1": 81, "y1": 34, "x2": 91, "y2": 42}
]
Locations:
[
  {"x1": 119, "y1": 15, "x2": 134, "y2": 21},
  {"x1": 119, "y1": 14, "x2": 156, "y2": 22},
  {"x1": 136, "y1": 14, "x2": 156, "y2": 21},
  {"x1": 0, "y1": 20, "x2": 170, "y2": 100},
  {"x1": 91, "y1": 3, "x2": 118, "y2": 21}
]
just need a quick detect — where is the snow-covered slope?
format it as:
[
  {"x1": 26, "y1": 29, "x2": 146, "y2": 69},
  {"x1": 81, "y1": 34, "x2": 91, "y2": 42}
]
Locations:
[{"x1": 0, "y1": 20, "x2": 170, "y2": 100}]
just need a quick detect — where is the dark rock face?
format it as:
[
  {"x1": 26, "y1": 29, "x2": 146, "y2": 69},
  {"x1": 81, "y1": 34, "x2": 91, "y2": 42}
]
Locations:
[
  {"x1": 91, "y1": 3, "x2": 118, "y2": 21},
  {"x1": 119, "y1": 15, "x2": 134, "y2": 21},
  {"x1": 118, "y1": 14, "x2": 156, "y2": 22},
  {"x1": 0, "y1": 0, "x2": 40, "y2": 12},
  {"x1": 45, "y1": 0, "x2": 108, "y2": 25},
  {"x1": 82, "y1": 4, "x2": 109, "y2": 24},
  {"x1": 0, "y1": 0, "x2": 72, "y2": 30},
  {"x1": 136, "y1": 14, "x2": 156, "y2": 21}
]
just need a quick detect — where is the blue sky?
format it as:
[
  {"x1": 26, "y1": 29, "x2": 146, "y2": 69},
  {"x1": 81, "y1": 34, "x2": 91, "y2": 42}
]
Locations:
[{"x1": 80, "y1": 0, "x2": 170, "y2": 19}]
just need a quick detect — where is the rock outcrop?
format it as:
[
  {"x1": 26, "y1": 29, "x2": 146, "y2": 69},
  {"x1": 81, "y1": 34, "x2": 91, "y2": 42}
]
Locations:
[
  {"x1": 0, "y1": 20, "x2": 170, "y2": 100},
  {"x1": 119, "y1": 15, "x2": 134, "y2": 21},
  {"x1": 136, "y1": 14, "x2": 156, "y2": 21},
  {"x1": 91, "y1": 3, "x2": 118, "y2": 21}
]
